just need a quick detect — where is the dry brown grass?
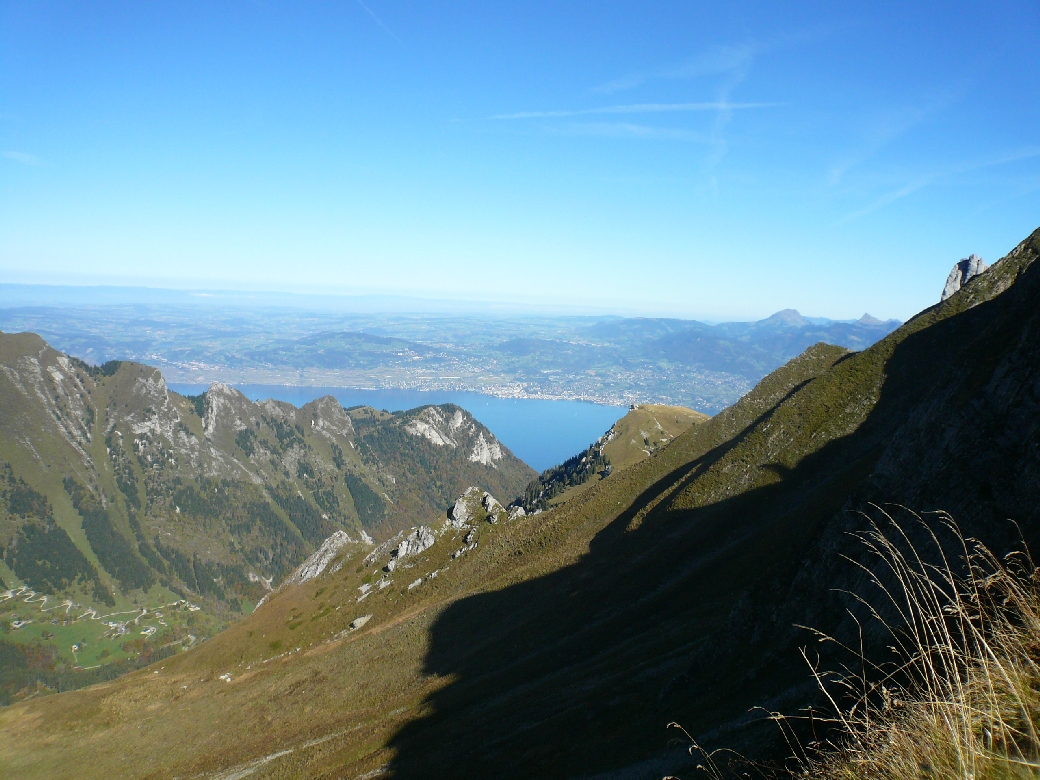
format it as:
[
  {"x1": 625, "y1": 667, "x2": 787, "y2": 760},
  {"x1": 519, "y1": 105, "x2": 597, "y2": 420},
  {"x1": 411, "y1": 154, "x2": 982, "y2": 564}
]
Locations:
[{"x1": 679, "y1": 509, "x2": 1040, "y2": 780}]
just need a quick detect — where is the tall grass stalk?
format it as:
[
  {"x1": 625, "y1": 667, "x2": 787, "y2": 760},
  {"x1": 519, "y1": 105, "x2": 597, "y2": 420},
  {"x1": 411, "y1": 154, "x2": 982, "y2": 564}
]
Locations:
[{"x1": 678, "y1": 508, "x2": 1040, "y2": 779}]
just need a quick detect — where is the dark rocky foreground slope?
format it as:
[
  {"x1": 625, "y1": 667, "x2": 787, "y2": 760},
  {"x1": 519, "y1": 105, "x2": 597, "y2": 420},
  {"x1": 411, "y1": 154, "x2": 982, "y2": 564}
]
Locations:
[{"x1": 0, "y1": 227, "x2": 1038, "y2": 779}]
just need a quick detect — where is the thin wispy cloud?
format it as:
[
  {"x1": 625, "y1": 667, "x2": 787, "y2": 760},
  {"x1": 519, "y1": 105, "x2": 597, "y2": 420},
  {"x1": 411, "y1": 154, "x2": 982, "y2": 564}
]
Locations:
[
  {"x1": 491, "y1": 102, "x2": 779, "y2": 120},
  {"x1": 551, "y1": 122, "x2": 706, "y2": 141},
  {"x1": 591, "y1": 74, "x2": 644, "y2": 94},
  {"x1": 355, "y1": 0, "x2": 405, "y2": 48},
  {"x1": 592, "y1": 44, "x2": 755, "y2": 95},
  {"x1": 840, "y1": 146, "x2": 1040, "y2": 223},
  {"x1": 827, "y1": 91, "x2": 961, "y2": 186},
  {"x1": 3, "y1": 151, "x2": 43, "y2": 166},
  {"x1": 840, "y1": 178, "x2": 934, "y2": 222}
]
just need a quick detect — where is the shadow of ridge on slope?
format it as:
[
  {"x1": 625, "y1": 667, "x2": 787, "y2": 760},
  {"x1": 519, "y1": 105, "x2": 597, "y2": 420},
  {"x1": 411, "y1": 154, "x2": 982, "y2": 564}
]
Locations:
[
  {"x1": 380, "y1": 424, "x2": 875, "y2": 779},
  {"x1": 381, "y1": 238, "x2": 1040, "y2": 780}
]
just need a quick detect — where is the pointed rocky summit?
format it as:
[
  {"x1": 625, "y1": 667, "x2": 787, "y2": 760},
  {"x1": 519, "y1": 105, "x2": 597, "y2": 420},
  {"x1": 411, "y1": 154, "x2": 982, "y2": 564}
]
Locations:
[{"x1": 941, "y1": 253, "x2": 988, "y2": 301}]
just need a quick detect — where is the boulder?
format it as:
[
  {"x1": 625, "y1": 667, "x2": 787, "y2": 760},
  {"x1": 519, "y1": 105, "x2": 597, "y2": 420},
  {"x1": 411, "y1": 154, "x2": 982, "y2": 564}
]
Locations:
[
  {"x1": 350, "y1": 614, "x2": 372, "y2": 630},
  {"x1": 482, "y1": 491, "x2": 503, "y2": 514}
]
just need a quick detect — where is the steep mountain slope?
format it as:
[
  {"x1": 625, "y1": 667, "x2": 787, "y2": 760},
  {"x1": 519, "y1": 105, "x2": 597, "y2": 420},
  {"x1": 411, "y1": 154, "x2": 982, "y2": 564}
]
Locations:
[
  {"x1": 519, "y1": 403, "x2": 709, "y2": 511},
  {"x1": 601, "y1": 403, "x2": 710, "y2": 470},
  {"x1": 1, "y1": 227, "x2": 1038, "y2": 779},
  {"x1": 0, "y1": 341, "x2": 533, "y2": 701}
]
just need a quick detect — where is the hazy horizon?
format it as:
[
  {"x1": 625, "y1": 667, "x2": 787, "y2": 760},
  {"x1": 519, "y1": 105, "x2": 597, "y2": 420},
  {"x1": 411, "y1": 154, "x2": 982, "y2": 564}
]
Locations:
[
  {"x1": 0, "y1": 280, "x2": 901, "y2": 323},
  {"x1": 3, "y1": 3, "x2": 1039, "y2": 321}
]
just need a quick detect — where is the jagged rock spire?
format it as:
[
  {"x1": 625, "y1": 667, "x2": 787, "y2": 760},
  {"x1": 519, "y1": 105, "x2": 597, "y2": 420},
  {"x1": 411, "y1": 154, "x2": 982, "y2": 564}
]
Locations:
[{"x1": 941, "y1": 254, "x2": 988, "y2": 301}]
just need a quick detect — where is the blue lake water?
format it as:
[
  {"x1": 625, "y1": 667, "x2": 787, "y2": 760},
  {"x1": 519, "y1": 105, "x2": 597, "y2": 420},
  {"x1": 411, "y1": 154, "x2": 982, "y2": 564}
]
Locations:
[{"x1": 166, "y1": 384, "x2": 625, "y2": 473}]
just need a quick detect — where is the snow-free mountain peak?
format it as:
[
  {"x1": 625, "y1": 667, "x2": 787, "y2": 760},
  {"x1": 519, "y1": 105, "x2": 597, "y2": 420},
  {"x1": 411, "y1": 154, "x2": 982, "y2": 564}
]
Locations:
[{"x1": 941, "y1": 253, "x2": 989, "y2": 301}]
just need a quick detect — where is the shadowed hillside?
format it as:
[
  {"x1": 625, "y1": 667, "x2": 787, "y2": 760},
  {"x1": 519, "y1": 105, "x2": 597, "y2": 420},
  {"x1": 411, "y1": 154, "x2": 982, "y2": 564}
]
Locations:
[
  {"x1": 381, "y1": 230, "x2": 1040, "y2": 779},
  {"x1": 384, "y1": 228, "x2": 1040, "y2": 778}
]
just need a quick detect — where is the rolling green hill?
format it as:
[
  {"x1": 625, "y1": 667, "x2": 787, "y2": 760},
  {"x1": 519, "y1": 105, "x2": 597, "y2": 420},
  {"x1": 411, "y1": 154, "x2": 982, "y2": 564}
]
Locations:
[
  {"x1": 0, "y1": 342, "x2": 534, "y2": 703},
  {"x1": 0, "y1": 226, "x2": 1038, "y2": 779}
]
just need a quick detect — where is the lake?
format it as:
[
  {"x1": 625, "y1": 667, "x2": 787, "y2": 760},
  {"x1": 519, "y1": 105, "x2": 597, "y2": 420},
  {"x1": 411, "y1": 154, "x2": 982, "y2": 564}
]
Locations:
[{"x1": 166, "y1": 384, "x2": 625, "y2": 473}]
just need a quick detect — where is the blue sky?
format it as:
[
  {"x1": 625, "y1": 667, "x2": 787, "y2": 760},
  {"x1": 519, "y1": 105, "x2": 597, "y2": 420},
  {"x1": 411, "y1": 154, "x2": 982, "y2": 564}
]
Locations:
[{"x1": 2, "y1": 1, "x2": 1038, "y2": 321}]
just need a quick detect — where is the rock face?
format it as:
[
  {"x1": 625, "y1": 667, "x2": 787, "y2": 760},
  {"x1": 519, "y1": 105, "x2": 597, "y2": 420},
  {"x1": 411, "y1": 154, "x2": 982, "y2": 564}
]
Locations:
[
  {"x1": 283, "y1": 530, "x2": 359, "y2": 587},
  {"x1": 468, "y1": 432, "x2": 504, "y2": 467},
  {"x1": 402, "y1": 405, "x2": 507, "y2": 469},
  {"x1": 386, "y1": 525, "x2": 435, "y2": 571},
  {"x1": 404, "y1": 408, "x2": 459, "y2": 447},
  {"x1": 482, "y1": 491, "x2": 503, "y2": 514},
  {"x1": 448, "y1": 487, "x2": 482, "y2": 528},
  {"x1": 941, "y1": 254, "x2": 989, "y2": 300}
]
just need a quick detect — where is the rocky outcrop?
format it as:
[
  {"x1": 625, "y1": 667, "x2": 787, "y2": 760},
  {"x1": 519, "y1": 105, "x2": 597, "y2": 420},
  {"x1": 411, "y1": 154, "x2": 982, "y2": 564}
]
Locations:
[
  {"x1": 386, "y1": 525, "x2": 435, "y2": 572},
  {"x1": 468, "y1": 432, "x2": 504, "y2": 467},
  {"x1": 482, "y1": 491, "x2": 505, "y2": 523},
  {"x1": 304, "y1": 396, "x2": 356, "y2": 441},
  {"x1": 447, "y1": 486, "x2": 510, "y2": 528},
  {"x1": 256, "y1": 529, "x2": 366, "y2": 608},
  {"x1": 481, "y1": 491, "x2": 503, "y2": 514},
  {"x1": 941, "y1": 254, "x2": 988, "y2": 300},
  {"x1": 282, "y1": 530, "x2": 360, "y2": 587},
  {"x1": 404, "y1": 407, "x2": 458, "y2": 447},
  {"x1": 349, "y1": 614, "x2": 372, "y2": 630},
  {"x1": 447, "y1": 487, "x2": 482, "y2": 528},
  {"x1": 397, "y1": 526, "x2": 435, "y2": 558},
  {"x1": 451, "y1": 526, "x2": 478, "y2": 559}
]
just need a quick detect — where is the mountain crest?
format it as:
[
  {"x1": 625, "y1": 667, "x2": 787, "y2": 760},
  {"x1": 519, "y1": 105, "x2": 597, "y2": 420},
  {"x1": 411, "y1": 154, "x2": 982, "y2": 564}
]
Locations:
[{"x1": 757, "y1": 308, "x2": 809, "y2": 328}]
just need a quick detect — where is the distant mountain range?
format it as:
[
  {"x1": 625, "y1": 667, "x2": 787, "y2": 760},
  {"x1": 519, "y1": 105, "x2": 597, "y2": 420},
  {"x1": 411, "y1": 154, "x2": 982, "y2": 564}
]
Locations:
[
  {"x1": 220, "y1": 309, "x2": 902, "y2": 384},
  {"x1": 574, "y1": 308, "x2": 901, "y2": 380},
  {"x1": 4, "y1": 226, "x2": 1034, "y2": 779},
  {"x1": 0, "y1": 303, "x2": 900, "y2": 411}
]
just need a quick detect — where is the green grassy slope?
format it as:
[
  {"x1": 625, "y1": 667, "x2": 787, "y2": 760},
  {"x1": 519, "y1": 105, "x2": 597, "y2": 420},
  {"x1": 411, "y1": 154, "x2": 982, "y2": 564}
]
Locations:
[
  {"x1": 521, "y1": 403, "x2": 710, "y2": 510},
  {"x1": 0, "y1": 227, "x2": 1038, "y2": 779},
  {"x1": 601, "y1": 403, "x2": 710, "y2": 471}
]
